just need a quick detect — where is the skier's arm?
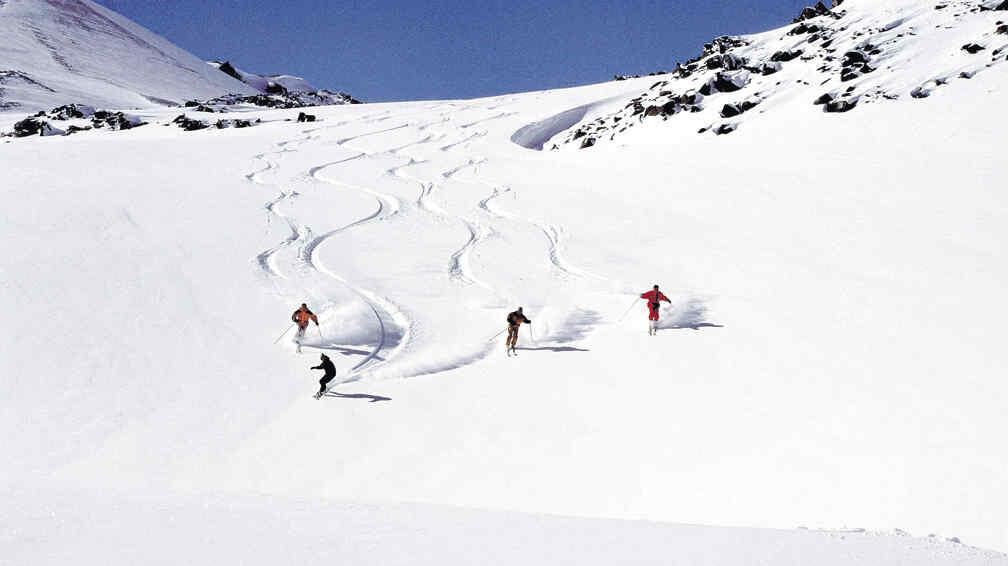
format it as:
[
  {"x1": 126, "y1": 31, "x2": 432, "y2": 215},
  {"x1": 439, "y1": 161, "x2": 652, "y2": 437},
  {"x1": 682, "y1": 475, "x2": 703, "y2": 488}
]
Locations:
[
  {"x1": 311, "y1": 313, "x2": 319, "y2": 325},
  {"x1": 523, "y1": 315, "x2": 531, "y2": 323},
  {"x1": 310, "y1": 364, "x2": 322, "y2": 370},
  {"x1": 661, "y1": 292, "x2": 671, "y2": 303}
]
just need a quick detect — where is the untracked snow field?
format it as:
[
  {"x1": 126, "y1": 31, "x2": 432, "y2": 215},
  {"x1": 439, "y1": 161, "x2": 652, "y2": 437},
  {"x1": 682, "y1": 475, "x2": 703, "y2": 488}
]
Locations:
[{"x1": 3, "y1": 66, "x2": 1008, "y2": 562}]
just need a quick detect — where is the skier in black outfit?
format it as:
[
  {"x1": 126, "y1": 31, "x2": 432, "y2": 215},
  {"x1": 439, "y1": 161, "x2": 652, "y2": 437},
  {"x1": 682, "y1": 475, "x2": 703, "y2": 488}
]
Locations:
[
  {"x1": 505, "y1": 307, "x2": 532, "y2": 356},
  {"x1": 311, "y1": 353, "x2": 337, "y2": 399}
]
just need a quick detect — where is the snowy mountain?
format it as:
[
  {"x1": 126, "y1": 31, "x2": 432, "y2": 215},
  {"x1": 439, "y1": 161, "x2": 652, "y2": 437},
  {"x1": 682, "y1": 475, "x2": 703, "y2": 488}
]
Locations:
[
  {"x1": 206, "y1": 59, "x2": 361, "y2": 105},
  {"x1": 544, "y1": 0, "x2": 1008, "y2": 148},
  {"x1": 3, "y1": 0, "x2": 1008, "y2": 564},
  {"x1": 208, "y1": 60, "x2": 318, "y2": 94},
  {"x1": 0, "y1": 0, "x2": 256, "y2": 111}
]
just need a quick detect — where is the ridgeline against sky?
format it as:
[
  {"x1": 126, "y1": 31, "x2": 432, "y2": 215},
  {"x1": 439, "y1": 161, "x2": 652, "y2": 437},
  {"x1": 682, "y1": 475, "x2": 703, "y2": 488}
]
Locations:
[{"x1": 95, "y1": 0, "x2": 813, "y2": 101}]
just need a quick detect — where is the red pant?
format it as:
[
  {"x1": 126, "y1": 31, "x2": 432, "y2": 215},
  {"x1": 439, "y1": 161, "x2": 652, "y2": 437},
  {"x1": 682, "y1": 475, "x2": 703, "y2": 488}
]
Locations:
[{"x1": 648, "y1": 306, "x2": 660, "y2": 321}]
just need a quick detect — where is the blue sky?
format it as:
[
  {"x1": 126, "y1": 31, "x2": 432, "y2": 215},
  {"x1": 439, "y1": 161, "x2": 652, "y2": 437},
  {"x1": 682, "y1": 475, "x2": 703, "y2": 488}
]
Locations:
[{"x1": 96, "y1": 1, "x2": 812, "y2": 102}]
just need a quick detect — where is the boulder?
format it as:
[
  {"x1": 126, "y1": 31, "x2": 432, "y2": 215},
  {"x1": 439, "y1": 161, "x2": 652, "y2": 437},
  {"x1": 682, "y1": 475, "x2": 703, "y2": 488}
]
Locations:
[
  {"x1": 824, "y1": 98, "x2": 857, "y2": 112},
  {"x1": 698, "y1": 71, "x2": 750, "y2": 95},
  {"x1": 13, "y1": 117, "x2": 45, "y2": 137},
  {"x1": 93, "y1": 111, "x2": 144, "y2": 131},
  {"x1": 813, "y1": 92, "x2": 835, "y2": 105},
  {"x1": 761, "y1": 61, "x2": 783, "y2": 75},
  {"x1": 172, "y1": 114, "x2": 208, "y2": 131},
  {"x1": 216, "y1": 61, "x2": 243, "y2": 81},
  {"x1": 794, "y1": 1, "x2": 830, "y2": 22},
  {"x1": 771, "y1": 50, "x2": 803, "y2": 62},
  {"x1": 297, "y1": 112, "x2": 317, "y2": 122},
  {"x1": 714, "y1": 123, "x2": 737, "y2": 135},
  {"x1": 580, "y1": 137, "x2": 596, "y2": 149},
  {"x1": 722, "y1": 53, "x2": 747, "y2": 70},
  {"x1": 789, "y1": 22, "x2": 821, "y2": 35},
  {"x1": 719, "y1": 99, "x2": 760, "y2": 118},
  {"x1": 678, "y1": 92, "x2": 704, "y2": 106},
  {"x1": 997, "y1": 24, "x2": 1008, "y2": 33},
  {"x1": 48, "y1": 104, "x2": 95, "y2": 120},
  {"x1": 842, "y1": 50, "x2": 868, "y2": 65},
  {"x1": 961, "y1": 43, "x2": 985, "y2": 54}
]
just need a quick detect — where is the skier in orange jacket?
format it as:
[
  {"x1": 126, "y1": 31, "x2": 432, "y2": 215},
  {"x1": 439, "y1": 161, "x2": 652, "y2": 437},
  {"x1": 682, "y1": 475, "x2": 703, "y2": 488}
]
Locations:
[{"x1": 291, "y1": 304, "x2": 319, "y2": 350}]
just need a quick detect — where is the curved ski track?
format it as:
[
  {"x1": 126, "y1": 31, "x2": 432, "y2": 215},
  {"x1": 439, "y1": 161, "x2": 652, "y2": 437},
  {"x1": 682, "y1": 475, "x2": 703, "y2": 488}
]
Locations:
[
  {"x1": 247, "y1": 98, "x2": 611, "y2": 386},
  {"x1": 245, "y1": 113, "x2": 412, "y2": 385}
]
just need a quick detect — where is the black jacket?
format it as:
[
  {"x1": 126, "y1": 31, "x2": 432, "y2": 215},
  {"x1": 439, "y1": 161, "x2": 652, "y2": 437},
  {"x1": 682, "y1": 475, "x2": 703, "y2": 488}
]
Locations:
[{"x1": 311, "y1": 358, "x2": 336, "y2": 378}]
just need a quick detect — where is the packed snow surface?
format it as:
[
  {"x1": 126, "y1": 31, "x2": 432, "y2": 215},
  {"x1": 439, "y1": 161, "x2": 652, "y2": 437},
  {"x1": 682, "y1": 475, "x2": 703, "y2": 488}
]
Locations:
[{"x1": 3, "y1": 0, "x2": 1008, "y2": 563}]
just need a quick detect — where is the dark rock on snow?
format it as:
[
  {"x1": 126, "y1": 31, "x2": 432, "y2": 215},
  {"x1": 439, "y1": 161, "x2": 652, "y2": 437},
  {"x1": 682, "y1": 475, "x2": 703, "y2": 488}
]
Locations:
[
  {"x1": 771, "y1": 50, "x2": 803, "y2": 62},
  {"x1": 172, "y1": 114, "x2": 208, "y2": 131},
  {"x1": 720, "y1": 100, "x2": 760, "y2": 118},
  {"x1": 794, "y1": 1, "x2": 831, "y2": 22},
  {"x1": 47, "y1": 104, "x2": 94, "y2": 120},
  {"x1": 13, "y1": 117, "x2": 47, "y2": 137},
  {"x1": 698, "y1": 72, "x2": 750, "y2": 95},
  {"x1": 790, "y1": 22, "x2": 821, "y2": 35},
  {"x1": 824, "y1": 98, "x2": 858, "y2": 112},
  {"x1": 714, "y1": 123, "x2": 737, "y2": 135},
  {"x1": 216, "y1": 61, "x2": 243, "y2": 81},
  {"x1": 92, "y1": 110, "x2": 143, "y2": 130},
  {"x1": 814, "y1": 92, "x2": 835, "y2": 105}
]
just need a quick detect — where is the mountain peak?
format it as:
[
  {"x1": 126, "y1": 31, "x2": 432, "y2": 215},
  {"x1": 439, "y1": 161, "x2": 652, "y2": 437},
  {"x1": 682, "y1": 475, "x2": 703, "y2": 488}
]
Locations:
[{"x1": 0, "y1": 0, "x2": 256, "y2": 111}]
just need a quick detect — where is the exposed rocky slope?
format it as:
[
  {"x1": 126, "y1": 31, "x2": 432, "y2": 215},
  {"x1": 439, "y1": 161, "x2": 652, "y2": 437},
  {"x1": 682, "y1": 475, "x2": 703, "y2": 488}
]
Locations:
[
  {"x1": 206, "y1": 60, "x2": 361, "y2": 106},
  {"x1": 555, "y1": 0, "x2": 1008, "y2": 148}
]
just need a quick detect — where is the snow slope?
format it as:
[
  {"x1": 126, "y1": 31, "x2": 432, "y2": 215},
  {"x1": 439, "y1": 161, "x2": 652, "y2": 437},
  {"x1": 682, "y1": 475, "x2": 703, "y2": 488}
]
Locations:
[
  {"x1": 0, "y1": 0, "x2": 255, "y2": 111},
  {"x1": 3, "y1": 0, "x2": 1008, "y2": 563}
]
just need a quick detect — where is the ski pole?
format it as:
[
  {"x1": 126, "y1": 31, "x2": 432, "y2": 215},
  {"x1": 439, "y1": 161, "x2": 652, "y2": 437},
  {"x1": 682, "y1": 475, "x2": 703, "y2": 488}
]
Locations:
[
  {"x1": 486, "y1": 327, "x2": 508, "y2": 343},
  {"x1": 527, "y1": 324, "x2": 536, "y2": 344},
  {"x1": 617, "y1": 298, "x2": 638, "y2": 321},
  {"x1": 273, "y1": 323, "x2": 295, "y2": 344},
  {"x1": 316, "y1": 324, "x2": 324, "y2": 341}
]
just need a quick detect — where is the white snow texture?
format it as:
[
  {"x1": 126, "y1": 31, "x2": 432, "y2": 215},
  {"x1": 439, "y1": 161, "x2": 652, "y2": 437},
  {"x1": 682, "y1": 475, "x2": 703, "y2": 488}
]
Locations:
[{"x1": 2, "y1": 0, "x2": 1008, "y2": 564}]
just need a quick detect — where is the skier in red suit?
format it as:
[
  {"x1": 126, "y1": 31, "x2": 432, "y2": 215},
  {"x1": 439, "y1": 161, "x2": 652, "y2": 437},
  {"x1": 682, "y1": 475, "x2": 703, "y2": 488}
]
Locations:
[{"x1": 640, "y1": 285, "x2": 671, "y2": 335}]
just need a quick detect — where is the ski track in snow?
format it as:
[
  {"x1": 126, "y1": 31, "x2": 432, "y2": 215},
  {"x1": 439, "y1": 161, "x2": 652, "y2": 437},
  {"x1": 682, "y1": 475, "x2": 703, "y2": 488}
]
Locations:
[
  {"x1": 246, "y1": 99, "x2": 613, "y2": 385},
  {"x1": 245, "y1": 112, "x2": 412, "y2": 385}
]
